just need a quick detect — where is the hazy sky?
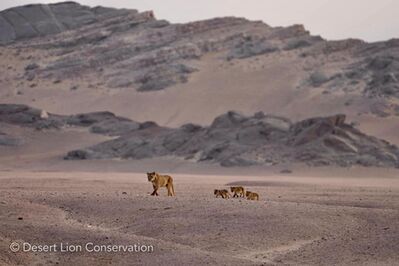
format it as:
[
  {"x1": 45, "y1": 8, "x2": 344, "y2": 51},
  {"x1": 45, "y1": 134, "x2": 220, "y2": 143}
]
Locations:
[{"x1": 1, "y1": 0, "x2": 398, "y2": 42}]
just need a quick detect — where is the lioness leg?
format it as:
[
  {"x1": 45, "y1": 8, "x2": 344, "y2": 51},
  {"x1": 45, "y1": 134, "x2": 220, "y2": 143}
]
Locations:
[
  {"x1": 171, "y1": 183, "x2": 175, "y2": 196},
  {"x1": 166, "y1": 183, "x2": 173, "y2": 196},
  {"x1": 169, "y1": 182, "x2": 175, "y2": 196},
  {"x1": 151, "y1": 185, "x2": 159, "y2": 196}
]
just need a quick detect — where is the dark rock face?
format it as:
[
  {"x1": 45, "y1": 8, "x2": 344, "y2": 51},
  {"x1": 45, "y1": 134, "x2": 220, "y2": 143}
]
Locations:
[
  {"x1": 66, "y1": 111, "x2": 128, "y2": 126},
  {"x1": 0, "y1": 104, "x2": 64, "y2": 129},
  {"x1": 364, "y1": 55, "x2": 399, "y2": 98},
  {"x1": 307, "y1": 71, "x2": 331, "y2": 87},
  {"x1": 64, "y1": 111, "x2": 399, "y2": 168},
  {"x1": 0, "y1": 104, "x2": 141, "y2": 135},
  {"x1": 1, "y1": 104, "x2": 397, "y2": 167},
  {"x1": 313, "y1": 42, "x2": 399, "y2": 100},
  {"x1": 226, "y1": 36, "x2": 279, "y2": 60},
  {"x1": 90, "y1": 120, "x2": 140, "y2": 136},
  {"x1": 0, "y1": 2, "x2": 131, "y2": 44},
  {"x1": 2, "y1": 2, "x2": 327, "y2": 92}
]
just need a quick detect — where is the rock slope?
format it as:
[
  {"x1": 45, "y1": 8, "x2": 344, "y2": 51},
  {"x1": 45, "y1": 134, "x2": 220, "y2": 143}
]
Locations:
[
  {"x1": 0, "y1": 2, "x2": 131, "y2": 45},
  {"x1": 64, "y1": 110, "x2": 399, "y2": 168},
  {"x1": 2, "y1": 2, "x2": 331, "y2": 92},
  {"x1": 1, "y1": 2, "x2": 397, "y2": 118},
  {"x1": 1, "y1": 104, "x2": 398, "y2": 167}
]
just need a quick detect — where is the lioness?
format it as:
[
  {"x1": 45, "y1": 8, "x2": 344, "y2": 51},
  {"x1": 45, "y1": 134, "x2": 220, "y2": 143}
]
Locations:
[
  {"x1": 147, "y1": 172, "x2": 175, "y2": 196},
  {"x1": 246, "y1": 191, "x2": 259, "y2": 201},
  {"x1": 230, "y1": 186, "x2": 245, "y2": 198},
  {"x1": 214, "y1": 189, "x2": 231, "y2": 199}
]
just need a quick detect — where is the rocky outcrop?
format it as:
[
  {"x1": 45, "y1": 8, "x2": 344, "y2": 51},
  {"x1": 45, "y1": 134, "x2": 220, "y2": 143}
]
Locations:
[
  {"x1": 304, "y1": 41, "x2": 399, "y2": 100},
  {"x1": 1, "y1": 104, "x2": 397, "y2": 167},
  {"x1": 364, "y1": 55, "x2": 399, "y2": 98},
  {"x1": 0, "y1": 2, "x2": 132, "y2": 45},
  {"x1": 4, "y1": 2, "x2": 327, "y2": 92},
  {"x1": 0, "y1": 104, "x2": 141, "y2": 135},
  {"x1": 0, "y1": 104, "x2": 64, "y2": 129},
  {"x1": 64, "y1": 111, "x2": 399, "y2": 168},
  {"x1": 10, "y1": 2, "x2": 396, "y2": 101}
]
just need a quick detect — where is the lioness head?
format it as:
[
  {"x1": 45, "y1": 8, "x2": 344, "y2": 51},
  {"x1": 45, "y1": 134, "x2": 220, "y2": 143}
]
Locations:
[
  {"x1": 230, "y1": 187, "x2": 236, "y2": 192},
  {"x1": 147, "y1": 172, "x2": 156, "y2": 182},
  {"x1": 246, "y1": 191, "x2": 252, "y2": 197},
  {"x1": 214, "y1": 189, "x2": 219, "y2": 195}
]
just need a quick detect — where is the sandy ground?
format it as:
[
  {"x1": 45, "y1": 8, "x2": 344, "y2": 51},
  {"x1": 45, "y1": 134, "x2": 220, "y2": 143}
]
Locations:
[
  {"x1": 0, "y1": 118, "x2": 398, "y2": 265},
  {"x1": 0, "y1": 169, "x2": 398, "y2": 266}
]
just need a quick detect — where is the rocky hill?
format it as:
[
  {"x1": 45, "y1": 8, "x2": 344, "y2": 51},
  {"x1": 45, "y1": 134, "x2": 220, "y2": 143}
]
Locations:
[
  {"x1": 9, "y1": 4, "x2": 316, "y2": 92},
  {"x1": 1, "y1": 104, "x2": 398, "y2": 167},
  {"x1": 1, "y1": 2, "x2": 397, "y2": 98},
  {"x1": 1, "y1": 3, "x2": 398, "y2": 122},
  {"x1": 65, "y1": 111, "x2": 399, "y2": 168}
]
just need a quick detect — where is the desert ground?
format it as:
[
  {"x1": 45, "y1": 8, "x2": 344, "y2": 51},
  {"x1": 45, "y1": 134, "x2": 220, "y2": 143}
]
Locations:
[
  {"x1": 0, "y1": 110, "x2": 398, "y2": 266},
  {"x1": 0, "y1": 165, "x2": 398, "y2": 266}
]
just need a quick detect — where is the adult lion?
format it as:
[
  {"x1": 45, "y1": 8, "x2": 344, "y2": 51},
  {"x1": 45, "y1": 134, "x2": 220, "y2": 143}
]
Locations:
[{"x1": 147, "y1": 172, "x2": 175, "y2": 196}]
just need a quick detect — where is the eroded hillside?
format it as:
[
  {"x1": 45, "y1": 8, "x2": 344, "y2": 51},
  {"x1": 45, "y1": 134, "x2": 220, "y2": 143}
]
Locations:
[{"x1": 0, "y1": 2, "x2": 398, "y2": 145}]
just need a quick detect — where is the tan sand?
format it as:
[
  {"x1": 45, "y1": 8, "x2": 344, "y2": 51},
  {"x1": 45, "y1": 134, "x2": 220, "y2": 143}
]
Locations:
[{"x1": 0, "y1": 169, "x2": 398, "y2": 265}]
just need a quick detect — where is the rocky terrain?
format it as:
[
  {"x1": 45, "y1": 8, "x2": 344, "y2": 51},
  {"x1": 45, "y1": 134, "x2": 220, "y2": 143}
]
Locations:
[
  {"x1": 0, "y1": 2, "x2": 131, "y2": 45},
  {"x1": 0, "y1": 2, "x2": 398, "y2": 166},
  {"x1": 64, "y1": 111, "x2": 399, "y2": 168},
  {"x1": 9, "y1": 5, "x2": 399, "y2": 98},
  {"x1": 1, "y1": 104, "x2": 398, "y2": 168},
  {"x1": 0, "y1": 4, "x2": 398, "y2": 173},
  {"x1": 1, "y1": 2, "x2": 399, "y2": 119}
]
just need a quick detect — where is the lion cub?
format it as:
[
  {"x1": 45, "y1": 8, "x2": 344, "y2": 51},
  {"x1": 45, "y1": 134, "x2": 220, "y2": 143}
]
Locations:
[
  {"x1": 246, "y1": 191, "x2": 259, "y2": 201},
  {"x1": 214, "y1": 189, "x2": 231, "y2": 199},
  {"x1": 147, "y1": 172, "x2": 175, "y2": 196},
  {"x1": 230, "y1": 186, "x2": 245, "y2": 198}
]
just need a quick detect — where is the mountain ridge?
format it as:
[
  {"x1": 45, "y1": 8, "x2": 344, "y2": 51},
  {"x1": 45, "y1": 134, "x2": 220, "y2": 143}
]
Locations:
[{"x1": 1, "y1": 103, "x2": 398, "y2": 168}]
